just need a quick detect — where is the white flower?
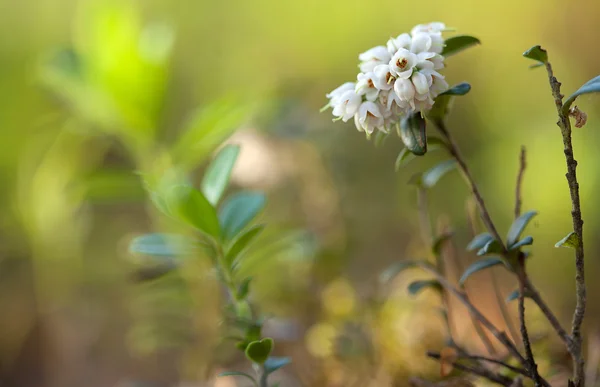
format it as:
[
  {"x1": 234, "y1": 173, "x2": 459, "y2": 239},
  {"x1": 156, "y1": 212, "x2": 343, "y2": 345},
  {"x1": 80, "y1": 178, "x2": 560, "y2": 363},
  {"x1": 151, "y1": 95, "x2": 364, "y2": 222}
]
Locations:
[
  {"x1": 386, "y1": 33, "x2": 411, "y2": 54},
  {"x1": 389, "y1": 48, "x2": 418, "y2": 79},
  {"x1": 358, "y1": 46, "x2": 391, "y2": 73},
  {"x1": 381, "y1": 88, "x2": 409, "y2": 116},
  {"x1": 326, "y1": 82, "x2": 355, "y2": 105},
  {"x1": 411, "y1": 22, "x2": 446, "y2": 35},
  {"x1": 430, "y1": 73, "x2": 449, "y2": 95},
  {"x1": 331, "y1": 89, "x2": 362, "y2": 122},
  {"x1": 410, "y1": 33, "x2": 433, "y2": 53},
  {"x1": 356, "y1": 72, "x2": 380, "y2": 101},
  {"x1": 411, "y1": 23, "x2": 445, "y2": 54},
  {"x1": 354, "y1": 101, "x2": 384, "y2": 134},
  {"x1": 412, "y1": 71, "x2": 430, "y2": 95},
  {"x1": 372, "y1": 64, "x2": 396, "y2": 90},
  {"x1": 393, "y1": 78, "x2": 416, "y2": 109}
]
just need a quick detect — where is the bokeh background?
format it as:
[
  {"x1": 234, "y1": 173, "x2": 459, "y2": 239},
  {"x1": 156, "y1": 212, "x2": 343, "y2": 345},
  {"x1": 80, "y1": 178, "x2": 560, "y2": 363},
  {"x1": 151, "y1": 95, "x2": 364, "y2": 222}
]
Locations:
[{"x1": 1, "y1": 0, "x2": 600, "y2": 386}]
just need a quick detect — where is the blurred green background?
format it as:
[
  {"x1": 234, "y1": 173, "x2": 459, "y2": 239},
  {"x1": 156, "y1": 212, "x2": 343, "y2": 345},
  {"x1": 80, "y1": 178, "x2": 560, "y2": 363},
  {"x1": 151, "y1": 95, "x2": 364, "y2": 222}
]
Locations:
[{"x1": 1, "y1": 0, "x2": 600, "y2": 386}]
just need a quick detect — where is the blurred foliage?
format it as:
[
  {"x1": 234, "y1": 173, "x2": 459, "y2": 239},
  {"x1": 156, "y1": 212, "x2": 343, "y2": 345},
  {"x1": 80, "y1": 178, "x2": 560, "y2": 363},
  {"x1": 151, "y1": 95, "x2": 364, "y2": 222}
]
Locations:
[{"x1": 1, "y1": 0, "x2": 600, "y2": 386}]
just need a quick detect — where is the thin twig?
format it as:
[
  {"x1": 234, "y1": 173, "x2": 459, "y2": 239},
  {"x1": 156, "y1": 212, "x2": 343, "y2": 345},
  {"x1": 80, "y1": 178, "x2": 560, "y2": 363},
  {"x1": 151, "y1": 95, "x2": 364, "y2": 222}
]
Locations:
[
  {"x1": 435, "y1": 121, "x2": 506, "y2": 253},
  {"x1": 543, "y1": 58, "x2": 586, "y2": 387},
  {"x1": 514, "y1": 147, "x2": 527, "y2": 218},
  {"x1": 416, "y1": 262, "x2": 527, "y2": 368},
  {"x1": 426, "y1": 351, "x2": 514, "y2": 386},
  {"x1": 456, "y1": 353, "x2": 529, "y2": 376}
]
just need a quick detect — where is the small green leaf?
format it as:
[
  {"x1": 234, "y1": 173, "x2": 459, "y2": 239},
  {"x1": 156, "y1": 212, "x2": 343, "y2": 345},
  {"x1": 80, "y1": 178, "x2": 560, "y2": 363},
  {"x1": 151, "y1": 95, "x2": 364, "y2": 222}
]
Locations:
[
  {"x1": 529, "y1": 62, "x2": 544, "y2": 70},
  {"x1": 432, "y1": 231, "x2": 454, "y2": 255},
  {"x1": 201, "y1": 144, "x2": 241, "y2": 206},
  {"x1": 477, "y1": 239, "x2": 503, "y2": 256},
  {"x1": 555, "y1": 231, "x2": 580, "y2": 249},
  {"x1": 218, "y1": 371, "x2": 257, "y2": 384},
  {"x1": 129, "y1": 233, "x2": 195, "y2": 256},
  {"x1": 440, "y1": 82, "x2": 471, "y2": 96},
  {"x1": 166, "y1": 185, "x2": 221, "y2": 237},
  {"x1": 563, "y1": 75, "x2": 600, "y2": 113},
  {"x1": 237, "y1": 277, "x2": 252, "y2": 299},
  {"x1": 507, "y1": 210, "x2": 537, "y2": 246},
  {"x1": 245, "y1": 338, "x2": 274, "y2": 364},
  {"x1": 379, "y1": 261, "x2": 419, "y2": 283},
  {"x1": 395, "y1": 137, "x2": 446, "y2": 171},
  {"x1": 509, "y1": 235, "x2": 534, "y2": 250},
  {"x1": 408, "y1": 279, "x2": 442, "y2": 295},
  {"x1": 374, "y1": 130, "x2": 390, "y2": 148},
  {"x1": 422, "y1": 160, "x2": 457, "y2": 188},
  {"x1": 522, "y1": 45, "x2": 548, "y2": 64},
  {"x1": 466, "y1": 233, "x2": 494, "y2": 251},
  {"x1": 442, "y1": 35, "x2": 481, "y2": 57},
  {"x1": 264, "y1": 356, "x2": 292, "y2": 375},
  {"x1": 225, "y1": 224, "x2": 266, "y2": 268},
  {"x1": 506, "y1": 290, "x2": 520, "y2": 302},
  {"x1": 219, "y1": 191, "x2": 266, "y2": 240},
  {"x1": 459, "y1": 257, "x2": 505, "y2": 286},
  {"x1": 400, "y1": 113, "x2": 427, "y2": 156}
]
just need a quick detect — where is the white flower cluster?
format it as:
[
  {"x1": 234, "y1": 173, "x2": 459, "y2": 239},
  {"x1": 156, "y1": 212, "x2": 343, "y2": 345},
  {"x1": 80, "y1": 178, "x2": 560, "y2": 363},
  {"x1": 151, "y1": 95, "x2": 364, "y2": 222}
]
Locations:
[{"x1": 325, "y1": 22, "x2": 449, "y2": 135}]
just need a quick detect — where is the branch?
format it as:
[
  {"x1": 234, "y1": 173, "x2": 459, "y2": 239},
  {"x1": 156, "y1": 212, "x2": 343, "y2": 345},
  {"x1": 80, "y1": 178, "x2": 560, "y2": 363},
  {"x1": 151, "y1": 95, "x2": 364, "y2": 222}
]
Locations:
[
  {"x1": 514, "y1": 146, "x2": 527, "y2": 218},
  {"x1": 544, "y1": 59, "x2": 586, "y2": 387},
  {"x1": 416, "y1": 262, "x2": 527, "y2": 367},
  {"x1": 426, "y1": 351, "x2": 514, "y2": 386}
]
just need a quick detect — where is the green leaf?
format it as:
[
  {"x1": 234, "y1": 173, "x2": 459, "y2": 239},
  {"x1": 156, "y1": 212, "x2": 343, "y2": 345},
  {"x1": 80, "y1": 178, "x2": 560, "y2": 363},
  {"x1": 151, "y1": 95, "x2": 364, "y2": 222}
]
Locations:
[
  {"x1": 374, "y1": 130, "x2": 390, "y2": 148},
  {"x1": 218, "y1": 371, "x2": 257, "y2": 385},
  {"x1": 509, "y1": 235, "x2": 534, "y2": 250},
  {"x1": 563, "y1": 75, "x2": 600, "y2": 113},
  {"x1": 432, "y1": 231, "x2": 454, "y2": 255},
  {"x1": 477, "y1": 239, "x2": 503, "y2": 256},
  {"x1": 440, "y1": 82, "x2": 471, "y2": 96},
  {"x1": 237, "y1": 277, "x2": 252, "y2": 299},
  {"x1": 422, "y1": 160, "x2": 457, "y2": 188},
  {"x1": 555, "y1": 231, "x2": 580, "y2": 249},
  {"x1": 399, "y1": 113, "x2": 428, "y2": 156},
  {"x1": 201, "y1": 144, "x2": 241, "y2": 206},
  {"x1": 219, "y1": 191, "x2": 266, "y2": 240},
  {"x1": 408, "y1": 279, "x2": 442, "y2": 295},
  {"x1": 506, "y1": 290, "x2": 520, "y2": 302},
  {"x1": 379, "y1": 261, "x2": 419, "y2": 283},
  {"x1": 166, "y1": 185, "x2": 221, "y2": 237},
  {"x1": 394, "y1": 137, "x2": 446, "y2": 171},
  {"x1": 225, "y1": 224, "x2": 266, "y2": 268},
  {"x1": 507, "y1": 210, "x2": 537, "y2": 246},
  {"x1": 129, "y1": 233, "x2": 195, "y2": 256},
  {"x1": 459, "y1": 257, "x2": 505, "y2": 286},
  {"x1": 130, "y1": 262, "x2": 178, "y2": 283},
  {"x1": 264, "y1": 356, "x2": 292, "y2": 375},
  {"x1": 522, "y1": 45, "x2": 548, "y2": 64},
  {"x1": 442, "y1": 35, "x2": 481, "y2": 57},
  {"x1": 245, "y1": 338, "x2": 274, "y2": 364},
  {"x1": 466, "y1": 233, "x2": 493, "y2": 251}
]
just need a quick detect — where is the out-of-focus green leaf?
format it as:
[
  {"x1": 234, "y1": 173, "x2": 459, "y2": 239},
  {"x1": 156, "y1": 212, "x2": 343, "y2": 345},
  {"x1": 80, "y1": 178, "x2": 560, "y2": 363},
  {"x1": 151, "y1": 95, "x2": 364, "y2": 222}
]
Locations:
[
  {"x1": 477, "y1": 239, "x2": 503, "y2": 256},
  {"x1": 237, "y1": 277, "x2": 252, "y2": 300},
  {"x1": 459, "y1": 257, "x2": 505, "y2": 286},
  {"x1": 264, "y1": 356, "x2": 292, "y2": 375},
  {"x1": 440, "y1": 82, "x2": 471, "y2": 96},
  {"x1": 166, "y1": 185, "x2": 221, "y2": 238},
  {"x1": 507, "y1": 210, "x2": 537, "y2": 246},
  {"x1": 400, "y1": 113, "x2": 427, "y2": 156},
  {"x1": 245, "y1": 338, "x2": 274, "y2": 364},
  {"x1": 522, "y1": 45, "x2": 548, "y2": 64},
  {"x1": 506, "y1": 290, "x2": 520, "y2": 302},
  {"x1": 201, "y1": 144, "x2": 241, "y2": 206},
  {"x1": 408, "y1": 279, "x2": 442, "y2": 295},
  {"x1": 129, "y1": 233, "x2": 195, "y2": 256},
  {"x1": 172, "y1": 98, "x2": 254, "y2": 170},
  {"x1": 219, "y1": 191, "x2": 266, "y2": 240},
  {"x1": 379, "y1": 261, "x2": 420, "y2": 283},
  {"x1": 555, "y1": 231, "x2": 580, "y2": 249},
  {"x1": 467, "y1": 233, "x2": 493, "y2": 251},
  {"x1": 509, "y1": 236, "x2": 533, "y2": 250},
  {"x1": 563, "y1": 75, "x2": 600, "y2": 113},
  {"x1": 422, "y1": 160, "x2": 457, "y2": 188},
  {"x1": 432, "y1": 231, "x2": 454, "y2": 255},
  {"x1": 225, "y1": 224, "x2": 266, "y2": 268},
  {"x1": 374, "y1": 130, "x2": 390, "y2": 148},
  {"x1": 79, "y1": 169, "x2": 145, "y2": 202},
  {"x1": 442, "y1": 36, "x2": 481, "y2": 57},
  {"x1": 217, "y1": 371, "x2": 257, "y2": 385},
  {"x1": 130, "y1": 262, "x2": 178, "y2": 283}
]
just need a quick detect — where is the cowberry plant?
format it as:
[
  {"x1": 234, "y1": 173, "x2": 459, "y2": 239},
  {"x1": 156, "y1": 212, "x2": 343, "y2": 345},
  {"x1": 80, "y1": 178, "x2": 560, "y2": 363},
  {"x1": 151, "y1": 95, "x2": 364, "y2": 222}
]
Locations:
[
  {"x1": 129, "y1": 145, "x2": 290, "y2": 387},
  {"x1": 324, "y1": 22, "x2": 600, "y2": 387}
]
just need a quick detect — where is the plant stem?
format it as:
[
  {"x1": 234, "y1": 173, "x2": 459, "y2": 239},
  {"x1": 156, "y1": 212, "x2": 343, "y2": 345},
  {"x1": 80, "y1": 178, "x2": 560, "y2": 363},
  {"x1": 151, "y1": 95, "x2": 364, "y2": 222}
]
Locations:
[
  {"x1": 426, "y1": 351, "x2": 514, "y2": 386},
  {"x1": 455, "y1": 353, "x2": 529, "y2": 376},
  {"x1": 416, "y1": 262, "x2": 527, "y2": 368},
  {"x1": 514, "y1": 146, "x2": 527, "y2": 219},
  {"x1": 543, "y1": 59, "x2": 586, "y2": 387},
  {"x1": 525, "y1": 278, "x2": 572, "y2": 348},
  {"x1": 434, "y1": 121, "x2": 506, "y2": 252}
]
